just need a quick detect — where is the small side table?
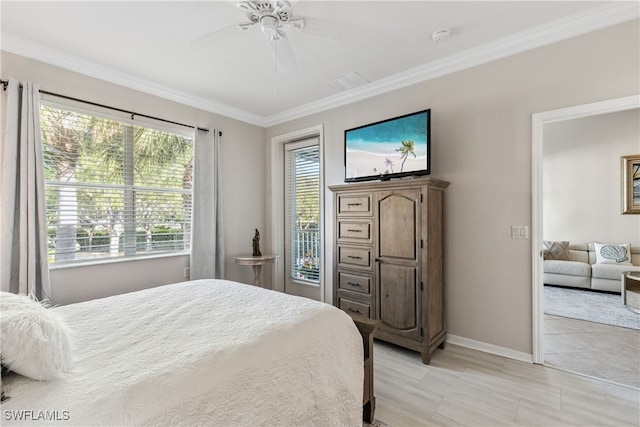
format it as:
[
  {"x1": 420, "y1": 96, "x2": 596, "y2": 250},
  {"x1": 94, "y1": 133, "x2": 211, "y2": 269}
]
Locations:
[
  {"x1": 622, "y1": 271, "x2": 640, "y2": 314},
  {"x1": 235, "y1": 254, "x2": 278, "y2": 287}
]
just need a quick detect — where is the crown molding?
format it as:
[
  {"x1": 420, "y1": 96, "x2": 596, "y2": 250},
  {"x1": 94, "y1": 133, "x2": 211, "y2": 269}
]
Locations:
[
  {"x1": 0, "y1": 34, "x2": 268, "y2": 127},
  {"x1": 263, "y1": 1, "x2": 640, "y2": 127},
  {"x1": 2, "y1": 2, "x2": 637, "y2": 128}
]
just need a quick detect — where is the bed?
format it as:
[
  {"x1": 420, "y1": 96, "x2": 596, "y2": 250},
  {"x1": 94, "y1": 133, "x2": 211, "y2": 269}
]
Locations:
[{"x1": 1, "y1": 279, "x2": 364, "y2": 426}]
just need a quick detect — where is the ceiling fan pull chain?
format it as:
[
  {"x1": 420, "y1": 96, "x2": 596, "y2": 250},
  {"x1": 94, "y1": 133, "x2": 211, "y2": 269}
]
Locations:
[{"x1": 273, "y1": 38, "x2": 278, "y2": 95}]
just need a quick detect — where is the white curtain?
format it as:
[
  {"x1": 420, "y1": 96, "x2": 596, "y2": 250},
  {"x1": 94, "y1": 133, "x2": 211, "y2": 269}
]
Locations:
[
  {"x1": 190, "y1": 129, "x2": 225, "y2": 279},
  {"x1": 0, "y1": 79, "x2": 51, "y2": 299}
]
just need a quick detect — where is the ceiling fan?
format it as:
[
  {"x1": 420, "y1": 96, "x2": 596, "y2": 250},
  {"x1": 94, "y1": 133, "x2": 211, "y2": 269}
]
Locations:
[{"x1": 188, "y1": 0, "x2": 365, "y2": 73}]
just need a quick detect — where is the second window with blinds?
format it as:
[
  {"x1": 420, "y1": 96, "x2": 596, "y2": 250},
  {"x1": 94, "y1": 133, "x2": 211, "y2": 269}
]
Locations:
[{"x1": 284, "y1": 138, "x2": 321, "y2": 300}]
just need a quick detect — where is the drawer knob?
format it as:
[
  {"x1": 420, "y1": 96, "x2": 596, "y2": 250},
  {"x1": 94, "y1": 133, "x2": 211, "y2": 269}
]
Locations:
[
  {"x1": 347, "y1": 308, "x2": 361, "y2": 314},
  {"x1": 347, "y1": 255, "x2": 362, "y2": 259},
  {"x1": 347, "y1": 203, "x2": 362, "y2": 206},
  {"x1": 347, "y1": 282, "x2": 362, "y2": 287},
  {"x1": 347, "y1": 229, "x2": 362, "y2": 233}
]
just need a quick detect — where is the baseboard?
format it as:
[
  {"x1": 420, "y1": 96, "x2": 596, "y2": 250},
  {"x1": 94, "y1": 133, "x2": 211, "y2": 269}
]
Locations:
[{"x1": 447, "y1": 334, "x2": 533, "y2": 364}]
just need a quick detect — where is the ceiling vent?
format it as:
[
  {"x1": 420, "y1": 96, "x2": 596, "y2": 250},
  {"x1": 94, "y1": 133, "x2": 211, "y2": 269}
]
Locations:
[{"x1": 333, "y1": 72, "x2": 369, "y2": 90}]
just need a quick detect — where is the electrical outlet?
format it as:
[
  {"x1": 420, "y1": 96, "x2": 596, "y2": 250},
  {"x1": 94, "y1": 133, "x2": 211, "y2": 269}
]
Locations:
[
  {"x1": 511, "y1": 225, "x2": 529, "y2": 239},
  {"x1": 184, "y1": 267, "x2": 190, "y2": 278}
]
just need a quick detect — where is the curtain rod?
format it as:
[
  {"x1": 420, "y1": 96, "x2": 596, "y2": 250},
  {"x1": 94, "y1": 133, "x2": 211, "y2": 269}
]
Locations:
[{"x1": 0, "y1": 79, "x2": 219, "y2": 136}]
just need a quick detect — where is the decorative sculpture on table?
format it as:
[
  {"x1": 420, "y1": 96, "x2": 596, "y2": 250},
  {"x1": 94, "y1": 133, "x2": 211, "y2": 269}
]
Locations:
[
  {"x1": 252, "y1": 228, "x2": 262, "y2": 256},
  {"x1": 236, "y1": 229, "x2": 277, "y2": 286}
]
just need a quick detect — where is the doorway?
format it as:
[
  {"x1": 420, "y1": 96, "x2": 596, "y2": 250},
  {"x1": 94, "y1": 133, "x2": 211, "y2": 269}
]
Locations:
[
  {"x1": 531, "y1": 95, "x2": 640, "y2": 369},
  {"x1": 270, "y1": 125, "x2": 324, "y2": 301},
  {"x1": 283, "y1": 138, "x2": 321, "y2": 300}
]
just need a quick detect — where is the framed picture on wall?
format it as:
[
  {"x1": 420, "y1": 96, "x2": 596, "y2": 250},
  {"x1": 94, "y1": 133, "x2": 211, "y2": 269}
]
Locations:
[{"x1": 622, "y1": 154, "x2": 640, "y2": 214}]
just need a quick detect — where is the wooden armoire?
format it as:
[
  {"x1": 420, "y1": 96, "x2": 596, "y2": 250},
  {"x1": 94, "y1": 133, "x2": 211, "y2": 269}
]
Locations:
[{"x1": 329, "y1": 177, "x2": 449, "y2": 364}]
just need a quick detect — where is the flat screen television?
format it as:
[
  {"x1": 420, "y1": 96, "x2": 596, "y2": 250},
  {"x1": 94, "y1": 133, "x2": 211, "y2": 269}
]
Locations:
[{"x1": 344, "y1": 109, "x2": 430, "y2": 182}]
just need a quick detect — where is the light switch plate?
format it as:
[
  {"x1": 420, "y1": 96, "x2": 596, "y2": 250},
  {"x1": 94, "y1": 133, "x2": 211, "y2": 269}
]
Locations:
[{"x1": 511, "y1": 225, "x2": 529, "y2": 239}]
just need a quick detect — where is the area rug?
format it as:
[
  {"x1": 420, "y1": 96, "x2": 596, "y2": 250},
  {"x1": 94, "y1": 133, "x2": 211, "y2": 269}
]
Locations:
[{"x1": 544, "y1": 286, "x2": 640, "y2": 330}]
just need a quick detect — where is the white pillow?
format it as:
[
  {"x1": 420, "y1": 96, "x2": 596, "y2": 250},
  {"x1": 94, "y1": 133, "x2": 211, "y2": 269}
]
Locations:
[
  {"x1": 594, "y1": 242, "x2": 632, "y2": 265},
  {"x1": 0, "y1": 292, "x2": 73, "y2": 380}
]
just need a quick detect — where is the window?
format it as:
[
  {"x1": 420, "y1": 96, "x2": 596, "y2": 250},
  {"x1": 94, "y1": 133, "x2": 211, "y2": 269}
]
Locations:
[
  {"x1": 284, "y1": 140, "x2": 321, "y2": 285},
  {"x1": 41, "y1": 103, "x2": 193, "y2": 266}
]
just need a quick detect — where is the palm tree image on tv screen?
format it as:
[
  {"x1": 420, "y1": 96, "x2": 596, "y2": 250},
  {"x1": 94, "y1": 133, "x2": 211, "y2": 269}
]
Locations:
[{"x1": 345, "y1": 109, "x2": 430, "y2": 182}]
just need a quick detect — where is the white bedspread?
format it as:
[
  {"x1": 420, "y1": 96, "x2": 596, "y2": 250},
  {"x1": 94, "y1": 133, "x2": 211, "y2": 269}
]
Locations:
[{"x1": 2, "y1": 280, "x2": 363, "y2": 426}]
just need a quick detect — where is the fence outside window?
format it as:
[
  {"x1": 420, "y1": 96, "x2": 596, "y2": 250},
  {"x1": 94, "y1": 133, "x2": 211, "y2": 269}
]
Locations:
[
  {"x1": 41, "y1": 103, "x2": 193, "y2": 265},
  {"x1": 293, "y1": 228, "x2": 320, "y2": 282}
]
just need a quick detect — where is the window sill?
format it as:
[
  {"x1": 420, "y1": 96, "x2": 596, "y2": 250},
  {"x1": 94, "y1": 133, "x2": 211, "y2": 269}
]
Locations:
[{"x1": 48, "y1": 252, "x2": 189, "y2": 270}]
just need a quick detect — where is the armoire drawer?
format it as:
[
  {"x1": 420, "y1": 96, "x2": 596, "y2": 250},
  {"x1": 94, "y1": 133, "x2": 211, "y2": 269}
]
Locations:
[
  {"x1": 338, "y1": 219, "x2": 372, "y2": 243},
  {"x1": 338, "y1": 297, "x2": 372, "y2": 319},
  {"x1": 338, "y1": 246, "x2": 372, "y2": 270},
  {"x1": 338, "y1": 271, "x2": 372, "y2": 295},
  {"x1": 337, "y1": 193, "x2": 372, "y2": 216}
]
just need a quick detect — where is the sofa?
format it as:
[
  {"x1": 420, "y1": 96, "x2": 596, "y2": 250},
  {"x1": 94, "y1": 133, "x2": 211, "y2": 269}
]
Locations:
[{"x1": 543, "y1": 242, "x2": 640, "y2": 293}]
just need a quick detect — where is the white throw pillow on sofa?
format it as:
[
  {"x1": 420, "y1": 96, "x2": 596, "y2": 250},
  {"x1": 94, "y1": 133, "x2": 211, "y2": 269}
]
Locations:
[
  {"x1": 0, "y1": 292, "x2": 73, "y2": 380},
  {"x1": 594, "y1": 242, "x2": 632, "y2": 265}
]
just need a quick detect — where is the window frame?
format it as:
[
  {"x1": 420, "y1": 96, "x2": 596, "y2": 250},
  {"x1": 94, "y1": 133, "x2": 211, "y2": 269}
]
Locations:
[
  {"x1": 41, "y1": 97, "x2": 195, "y2": 268},
  {"x1": 284, "y1": 138, "x2": 322, "y2": 286},
  {"x1": 270, "y1": 125, "x2": 325, "y2": 301}
]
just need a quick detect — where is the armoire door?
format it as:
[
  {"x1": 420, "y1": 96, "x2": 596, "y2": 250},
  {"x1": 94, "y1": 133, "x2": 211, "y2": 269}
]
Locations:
[{"x1": 376, "y1": 189, "x2": 421, "y2": 340}]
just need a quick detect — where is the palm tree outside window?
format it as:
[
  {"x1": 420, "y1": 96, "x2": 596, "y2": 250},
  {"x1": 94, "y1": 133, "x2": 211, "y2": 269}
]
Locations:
[{"x1": 40, "y1": 103, "x2": 193, "y2": 265}]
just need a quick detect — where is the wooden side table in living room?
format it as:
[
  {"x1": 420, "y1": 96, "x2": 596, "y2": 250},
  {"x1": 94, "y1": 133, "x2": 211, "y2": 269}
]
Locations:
[{"x1": 622, "y1": 271, "x2": 640, "y2": 314}]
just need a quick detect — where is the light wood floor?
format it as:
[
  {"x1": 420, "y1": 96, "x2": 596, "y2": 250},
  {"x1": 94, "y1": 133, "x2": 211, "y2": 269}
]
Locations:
[
  {"x1": 372, "y1": 340, "x2": 640, "y2": 426},
  {"x1": 544, "y1": 314, "x2": 640, "y2": 388}
]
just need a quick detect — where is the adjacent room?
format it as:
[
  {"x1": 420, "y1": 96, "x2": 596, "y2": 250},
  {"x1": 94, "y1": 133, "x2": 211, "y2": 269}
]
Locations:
[
  {"x1": 542, "y1": 109, "x2": 640, "y2": 387},
  {"x1": 1, "y1": 1, "x2": 639, "y2": 426}
]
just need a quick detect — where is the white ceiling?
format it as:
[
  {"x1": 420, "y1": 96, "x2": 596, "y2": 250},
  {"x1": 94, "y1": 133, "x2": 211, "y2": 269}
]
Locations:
[{"x1": 1, "y1": 1, "x2": 638, "y2": 126}]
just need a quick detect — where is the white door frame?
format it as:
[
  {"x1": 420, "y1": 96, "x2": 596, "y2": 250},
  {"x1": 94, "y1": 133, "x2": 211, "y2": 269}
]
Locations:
[
  {"x1": 531, "y1": 95, "x2": 639, "y2": 364},
  {"x1": 270, "y1": 125, "x2": 325, "y2": 300}
]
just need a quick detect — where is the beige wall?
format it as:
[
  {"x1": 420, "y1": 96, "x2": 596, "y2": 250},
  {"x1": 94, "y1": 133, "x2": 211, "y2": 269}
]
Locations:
[
  {"x1": 544, "y1": 109, "x2": 640, "y2": 246},
  {"x1": 2, "y1": 19, "x2": 638, "y2": 355},
  {"x1": 265, "y1": 20, "x2": 640, "y2": 355},
  {"x1": 1, "y1": 51, "x2": 267, "y2": 305}
]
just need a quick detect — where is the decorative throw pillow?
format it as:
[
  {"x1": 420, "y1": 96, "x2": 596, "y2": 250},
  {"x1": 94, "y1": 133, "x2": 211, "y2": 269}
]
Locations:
[
  {"x1": 0, "y1": 292, "x2": 73, "y2": 380},
  {"x1": 543, "y1": 241, "x2": 570, "y2": 260},
  {"x1": 594, "y1": 242, "x2": 632, "y2": 265}
]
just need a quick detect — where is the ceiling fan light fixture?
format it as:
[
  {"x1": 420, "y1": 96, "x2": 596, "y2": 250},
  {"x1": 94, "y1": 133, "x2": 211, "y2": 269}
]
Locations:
[{"x1": 260, "y1": 15, "x2": 279, "y2": 38}]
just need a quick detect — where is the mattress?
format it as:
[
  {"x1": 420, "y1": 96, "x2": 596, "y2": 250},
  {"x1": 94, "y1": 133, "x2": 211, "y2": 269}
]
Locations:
[{"x1": 1, "y1": 279, "x2": 363, "y2": 426}]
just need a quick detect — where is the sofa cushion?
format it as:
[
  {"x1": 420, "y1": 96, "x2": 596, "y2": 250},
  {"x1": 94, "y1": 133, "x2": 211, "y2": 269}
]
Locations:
[
  {"x1": 591, "y1": 263, "x2": 640, "y2": 281},
  {"x1": 594, "y1": 242, "x2": 632, "y2": 265},
  {"x1": 543, "y1": 260, "x2": 591, "y2": 277},
  {"x1": 591, "y1": 278, "x2": 624, "y2": 293},
  {"x1": 544, "y1": 273, "x2": 591, "y2": 289},
  {"x1": 569, "y1": 243, "x2": 590, "y2": 263},
  {"x1": 543, "y1": 241, "x2": 570, "y2": 260}
]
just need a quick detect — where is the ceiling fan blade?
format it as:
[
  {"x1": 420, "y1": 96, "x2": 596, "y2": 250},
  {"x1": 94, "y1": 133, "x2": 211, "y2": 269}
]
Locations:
[
  {"x1": 187, "y1": 22, "x2": 251, "y2": 49},
  {"x1": 236, "y1": 1, "x2": 259, "y2": 12},
  {"x1": 280, "y1": 16, "x2": 304, "y2": 32},
  {"x1": 301, "y1": 17, "x2": 368, "y2": 44},
  {"x1": 267, "y1": 32, "x2": 296, "y2": 73},
  {"x1": 272, "y1": 0, "x2": 292, "y2": 16}
]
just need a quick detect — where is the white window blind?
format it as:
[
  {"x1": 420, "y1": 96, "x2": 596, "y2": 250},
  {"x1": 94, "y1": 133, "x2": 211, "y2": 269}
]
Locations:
[
  {"x1": 40, "y1": 104, "x2": 193, "y2": 265},
  {"x1": 285, "y1": 142, "x2": 320, "y2": 284}
]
